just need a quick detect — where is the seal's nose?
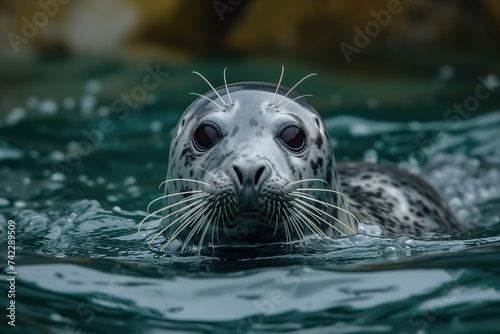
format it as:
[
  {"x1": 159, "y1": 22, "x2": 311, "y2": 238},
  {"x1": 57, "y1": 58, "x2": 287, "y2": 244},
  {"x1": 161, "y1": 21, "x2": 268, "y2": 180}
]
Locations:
[{"x1": 229, "y1": 162, "x2": 270, "y2": 190}]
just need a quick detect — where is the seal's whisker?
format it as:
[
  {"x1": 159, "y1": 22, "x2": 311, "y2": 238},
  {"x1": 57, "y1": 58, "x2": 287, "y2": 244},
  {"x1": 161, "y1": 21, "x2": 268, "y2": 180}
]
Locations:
[
  {"x1": 285, "y1": 168, "x2": 296, "y2": 176},
  {"x1": 150, "y1": 200, "x2": 206, "y2": 247},
  {"x1": 291, "y1": 192, "x2": 359, "y2": 233},
  {"x1": 292, "y1": 202, "x2": 344, "y2": 237},
  {"x1": 292, "y1": 198, "x2": 350, "y2": 236},
  {"x1": 159, "y1": 178, "x2": 210, "y2": 189},
  {"x1": 189, "y1": 93, "x2": 225, "y2": 111},
  {"x1": 166, "y1": 206, "x2": 209, "y2": 251},
  {"x1": 284, "y1": 203, "x2": 308, "y2": 241},
  {"x1": 270, "y1": 65, "x2": 285, "y2": 106},
  {"x1": 282, "y1": 206, "x2": 291, "y2": 245},
  {"x1": 181, "y1": 208, "x2": 211, "y2": 252},
  {"x1": 223, "y1": 202, "x2": 231, "y2": 237},
  {"x1": 192, "y1": 71, "x2": 228, "y2": 107},
  {"x1": 218, "y1": 146, "x2": 229, "y2": 160},
  {"x1": 277, "y1": 94, "x2": 313, "y2": 111},
  {"x1": 147, "y1": 198, "x2": 206, "y2": 232},
  {"x1": 146, "y1": 190, "x2": 205, "y2": 214},
  {"x1": 290, "y1": 205, "x2": 328, "y2": 237},
  {"x1": 198, "y1": 211, "x2": 213, "y2": 252},
  {"x1": 289, "y1": 200, "x2": 323, "y2": 234},
  {"x1": 294, "y1": 187, "x2": 349, "y2": 202},
  {"x1": 199, "y1": 167, "x2": 217, "y2": 178},
  {"x1": 141, "y1": 193, "x2": 208, "y2": 231},
  {"x1": 223, "y1": 67, "x2": 233, "y2": 105},
  {"x1": 287, "y1": 179, "x2": 328, "y2": 186},
  {"x1": 145, "y1": 199, "x2": 201, "y2": 231},
  {"x1": 276, "y1": 73, "x2": 317, "y2": 108},
  {"x1": 216, "y1": 207, "x2": 222, "y2": 244}
]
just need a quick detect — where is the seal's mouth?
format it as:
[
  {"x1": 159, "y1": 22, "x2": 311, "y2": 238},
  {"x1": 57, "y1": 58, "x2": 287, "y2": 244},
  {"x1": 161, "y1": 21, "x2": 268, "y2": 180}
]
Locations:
[{"x1": 234, "y1": 211, "x2": 267, "y2": 221}]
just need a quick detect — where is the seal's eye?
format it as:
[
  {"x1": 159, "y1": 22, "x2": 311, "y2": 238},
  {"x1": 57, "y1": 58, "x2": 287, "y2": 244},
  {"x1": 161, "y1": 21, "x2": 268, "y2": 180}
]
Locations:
[
  {"x1": 194, "y1": 124, "x2": 219, "y2": 150},
  {"x1": 280, "y1": 126, "x2": 305, "y2": 152}
]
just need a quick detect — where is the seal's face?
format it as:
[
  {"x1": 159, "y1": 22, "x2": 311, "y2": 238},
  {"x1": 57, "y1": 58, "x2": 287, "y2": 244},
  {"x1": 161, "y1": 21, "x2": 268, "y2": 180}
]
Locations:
[{"x1": 158, "y1": 82, "x2": 357, "y2": 252}]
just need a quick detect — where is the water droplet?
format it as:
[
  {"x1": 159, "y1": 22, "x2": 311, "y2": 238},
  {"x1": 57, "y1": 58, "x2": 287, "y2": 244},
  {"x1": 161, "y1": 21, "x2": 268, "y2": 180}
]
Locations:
[
  {"x1": 84, "y1": 79, "x2": 102, "y2": 94},
  {"x1": 363, "y1": 149, "x2": 378, "y2": 163},
  {"x1": 14, "y1": 200, "x2": 27, "y2": 208},
  {"x1": 350, "y1": 123, "x2": 369, "y2": 136},
  {"x1": 150, "y1": 121, "x2": 162, "y2": 133},
  {"x1": 39, "y1": 99, "x2": 58, "y2": 114},
  {"x1": 438, "y1": 65, "x2": 454, "y2": 80},
  {"x1": 26, "y1": 96, "x2": 39, "y2": 109},
  {"x1": 5, "y1": 107, "x2": 27, "y2": 125},
  {"x1": 383, "y1": 246, "x2": 398, "y2": 260},
  {"x1": 51, "y1": 173, "x2": 65, "y2": 182},
  {"x1": 62, "y1": 97, "x2": 76, "y2": 109},
  {"x1": 50, "y1": 151, "x2": 65, "y2": 161},
  {"x1": 123, "y1": 176, "x2": 136, "y2": 186},
  {"x1": 80, "y1": 94, "x2": 97, "y2": 114},
  {"x1": 107, "y1": 195, "x2": 119, "y2": 202},
  {"x1": 78, "y1": 175, "x2": 88, "y2": 182}
]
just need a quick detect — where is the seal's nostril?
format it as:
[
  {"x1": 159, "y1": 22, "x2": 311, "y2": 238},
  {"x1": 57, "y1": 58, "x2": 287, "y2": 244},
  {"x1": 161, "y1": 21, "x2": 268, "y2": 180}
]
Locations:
[
  {"x1": 255, "y1": 166, "x2": 265, "y2": 186},
  {"x1": 233, "y1": 166, "x2": 243, "y2": 186}
]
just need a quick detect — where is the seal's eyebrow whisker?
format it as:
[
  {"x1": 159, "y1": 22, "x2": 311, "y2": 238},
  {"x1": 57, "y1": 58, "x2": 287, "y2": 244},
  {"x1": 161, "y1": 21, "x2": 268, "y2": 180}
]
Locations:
[
  {"x1": 275, "y1": 73, "x2": 317, "y2": 108},
  {"x1": 270, "y1": 65, "x2": 285, "y2": 106},
  {"x1": 277, "y1": 94, "x2": 313, "y2": 112},
  {"x1": 192, "y1": 71, "x2": 228, "y2": 108},
  {"x1": 189, "y1": 93, "x2": 225, "y2": 111},
  {"x1": 223, "y1": 67, "x2": 234, "y2": 106}
]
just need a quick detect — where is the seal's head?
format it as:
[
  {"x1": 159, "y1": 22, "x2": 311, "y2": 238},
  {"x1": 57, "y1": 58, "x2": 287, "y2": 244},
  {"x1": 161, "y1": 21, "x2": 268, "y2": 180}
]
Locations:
[{"x1": 149, "y1": 69, "x2": 358, "y2": 252}]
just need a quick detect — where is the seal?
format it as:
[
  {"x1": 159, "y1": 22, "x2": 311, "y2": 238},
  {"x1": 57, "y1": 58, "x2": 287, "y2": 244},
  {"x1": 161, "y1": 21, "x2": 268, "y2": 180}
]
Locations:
[{"x1": 140, "y1": 67, "x2": 461, "y2": 252}]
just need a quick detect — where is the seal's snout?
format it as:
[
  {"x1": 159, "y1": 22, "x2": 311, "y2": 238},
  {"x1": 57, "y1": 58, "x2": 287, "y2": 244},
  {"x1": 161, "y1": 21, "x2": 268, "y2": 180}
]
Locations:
[
  {"x1": 229, "y1": 161, "x2": 270, "y2": 189},
  {"x1": 227, "y1": 161, "x2": 271, "y2": 211}
]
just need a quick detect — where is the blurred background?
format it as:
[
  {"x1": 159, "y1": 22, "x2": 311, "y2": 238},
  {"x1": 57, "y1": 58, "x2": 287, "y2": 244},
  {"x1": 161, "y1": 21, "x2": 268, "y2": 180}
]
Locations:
[
  {"x1": 1, "y1": 0, "x2": 500, "y2": 120},
  {"x1": 1, "y1": 0, "x2": 500, "y2": 210}
]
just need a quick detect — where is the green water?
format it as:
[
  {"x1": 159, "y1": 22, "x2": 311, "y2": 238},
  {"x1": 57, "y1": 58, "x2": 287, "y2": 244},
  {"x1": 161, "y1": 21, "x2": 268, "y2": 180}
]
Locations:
[{"x1": 1, "y1": 57, "x2": 500, "y2": 333}]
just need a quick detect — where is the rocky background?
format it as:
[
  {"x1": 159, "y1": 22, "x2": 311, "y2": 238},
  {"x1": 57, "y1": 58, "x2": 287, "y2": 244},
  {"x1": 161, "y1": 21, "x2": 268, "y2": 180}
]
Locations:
[{"x1": 1, "y1": 0, "x2": 499, "y2": 119}]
